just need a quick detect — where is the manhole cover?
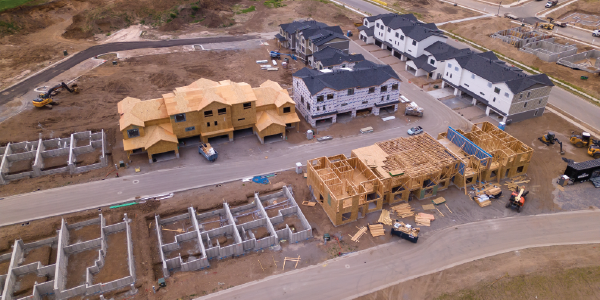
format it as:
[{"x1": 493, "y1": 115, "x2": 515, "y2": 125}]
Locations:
[
  {"x1": 133, "y1": 180, "x2": 139, "y2": 184},
  {"x1": 345, "y1": 264, "x2": 350, "y2": 269}
]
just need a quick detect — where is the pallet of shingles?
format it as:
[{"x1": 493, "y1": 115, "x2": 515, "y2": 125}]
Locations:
[
  {"x1": 415, "y1": 213, "x2": 435, "y2": 227},
  {"x1": 391, "y1": 203, "x2": 414, "y2": 218},
  {"x1": 348, "y1": 226, "x2": 367, "y2": 242},
  {"x1": 369, "y1": 224, "x2": 385, "y2": 237},
  {"x1": 378, "y1": 209, "x2": 393, "y2": 226}
]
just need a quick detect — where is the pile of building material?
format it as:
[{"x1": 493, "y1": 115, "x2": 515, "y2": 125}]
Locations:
[
  {"x1": 473, "y1": 194, "x2": 492, "y2": 207},
  {"x1": 504, "y1": 175, "x2": 530, "y2": 191},
  {"x1": 415, "y1": 213, "x2": 435, "y2": 226},
  {"x1": 368, "y1": 224, "x2": 385, "y2": 237},
  {"x1": 392, "y1": 222, "x2": 419, "y2": 236},
  {"x1": 404, "y1": 102, "x2": 423, "y2": 117},
  {"x1": 391, "y1": 203, "x2": 415, "y2": 218},
  {"x1": 349, "y1": 226, "x2": 367, "y2": 242},
  {"x1": 377, "y1": 209, "x2": 393, "y2": 225}
]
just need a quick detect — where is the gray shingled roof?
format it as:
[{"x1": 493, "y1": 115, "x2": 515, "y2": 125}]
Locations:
[
  {"x1": 301, "y1": 26, "x2": 347, "y2": 46},
  {"x1": 453, "y1": 52, "x2": 554, "y2": 93},
  {"x1": 399, "y1": 24, "x2": 446, "y2": 42},
  {"x1": 358, "y1": 25, "x2": 374, "y2": 37},
  {"x1": 313, "y1": 47, "x2": 364, "y2": 67},
  {"x1": 275, "y1": 33, "x2": 287, "y2": 42},
  {"x1": 411, "y1": 55, "x2": 436, "y2": 72},
  {"x1": 365, "y1": 13, "x2": 397, "y2": 22},
  {"x1": 280, "y1": 20, "x2": 328, "y2": 35},
  {"x1": 568, "y1": 158, "x2": 600, "y2": 170},
  {"x1": 425, "y1": 41, "x2": 472, "y2": 61},
  {"x1": 293, "y1": 63, "x2": 400, "y2": 95}
]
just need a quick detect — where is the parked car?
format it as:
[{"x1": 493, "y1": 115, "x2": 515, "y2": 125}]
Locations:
[
  {"x1": 407, "y1": 126, "x2": 423, "y2": 135},
  {"x1": 545, "y1": 0, "x2": 557, "y2": 8},
  {"x1": 593, "y1": 30, "x2": 600, "y2": 37}
]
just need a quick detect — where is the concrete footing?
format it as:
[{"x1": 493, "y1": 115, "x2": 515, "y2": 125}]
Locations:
[
  {"x1": 0, "y1": 130, "x2": 108, "y2": 185},
  {"x1": 0, "y1": 214, "x2": 135, "y2": 300},
  {"x1": 155, "y1": 185, "x2": 312, "y2": 278}
]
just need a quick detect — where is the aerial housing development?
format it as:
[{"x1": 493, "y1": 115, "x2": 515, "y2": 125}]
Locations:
[{"x1": 2, "y1": 1, "x2": 600, "y2": 299}]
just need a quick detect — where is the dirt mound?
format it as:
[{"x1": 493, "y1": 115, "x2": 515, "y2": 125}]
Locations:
[
  {"x1": 148, "y1": 72, "x2": 180, "y2": 89},
  {"x1": 204, "y1": 11, "x2": 235, "y2": 28},
  {"x1": 102, "y1": 79, "x2": 133, "y2": 94},
  {"x1": 0, "y1": 0, "x2": 69, "y2": 37},
  {"x1": 184, "y1": 65, "x2": 216, "y2": 77}
]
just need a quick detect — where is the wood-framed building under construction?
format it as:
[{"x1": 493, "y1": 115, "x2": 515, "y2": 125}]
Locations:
[{"x1": 307, "y1": 122, "x2": 533, "y2": 226}]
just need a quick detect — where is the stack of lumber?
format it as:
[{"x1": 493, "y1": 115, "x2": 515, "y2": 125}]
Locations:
[
  {"x1": 369, "y1": 224, "x2": 385, "y2": 237},
  {"x1": 415, "y1": 213, "x2": 435, "y2": 226},
  {"x1": 394, "y1": 222, "x2": 420, "y2": 237},
  {"x1": 349, "y1": 226, "x2": 367, "y2": 242},
  {"x1": 422, "y1": 204, "x2": 436, "y2": 211},
  {"x1": 504, "y1": 175, "x2": 530, "y2": 191},
  {"x1": 391, "y1": 203, "x2": 414, "y2": 218},
  {"x1": 378, "y1": 209, "x2": 393, "y2": 226},
  {"x1": 473, "y1": 194, "x2": 492, "y2": 207},
  {"x1": 432, "y1": 197, "x2": 446, "y2": 205}
]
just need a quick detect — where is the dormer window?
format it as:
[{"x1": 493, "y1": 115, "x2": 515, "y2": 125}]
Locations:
[{"x1": 127, "y1": 128, "x2": 140, "y2": 138}]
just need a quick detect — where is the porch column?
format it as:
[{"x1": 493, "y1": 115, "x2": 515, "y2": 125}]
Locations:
[
  {"x1": 472, "y1": 98, "x2": 477, "y2": 105},
  {"x1": 441, "y1": 81, "x2": 446, "y2": 89},
  {"x1": 485, "y1": 106, "x2": 491, "y2": 116}
]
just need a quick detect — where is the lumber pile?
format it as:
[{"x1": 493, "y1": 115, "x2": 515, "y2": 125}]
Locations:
[
  {"x1": 472, "y1": 193, "x2": 492, "y2": 207},
  {"x1": 301, "y1": 200, "x2": 316, "y2": 207},
  {"x1": 432, "y1": 197, "x2": 446, "y2": 205},
  {"x1": 391, "y1": 203, "x2": 414, "y2": 218},
  {"x1": 349, "y1": 226, "x2": 367, "y2": 242},
  {"x1": 504, "y1": 175, "x2": 530, "y2": 191},
  {"x1": 378, "y1": 209, "x2": 393, "y2": 226},
  {"x1": 422, "y1": 204, "x2": 436, "y2": 211},
  {"x1": 282, "y1": 256, "x2": 301, "y2": 270},
  {"x1": 415, "y1": 213, "x2": 435, "y2": 227},
  {"x1": 393, "y1": 222, "x2": 420, "y2": 237},
  {"x1": 369, "y1": 224, "x2": 385, "y2": 237}
]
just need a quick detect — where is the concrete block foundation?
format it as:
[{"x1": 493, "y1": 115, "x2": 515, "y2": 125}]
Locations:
[{"x1": 520, "y1": 38, "x2": 577, "y2": 62}]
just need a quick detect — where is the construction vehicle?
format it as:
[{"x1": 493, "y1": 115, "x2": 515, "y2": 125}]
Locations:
[
  {"x1": 198, "y1": 143, "x2": 218, "y2": 162},
  {"x1": 547, "y1": 17, "x2": 567, "y2": 27},
  {"x1": 570, "y1": 131, "x2": 593, "y2": 148},
  {"x1": 539, "y1": 132, "x2": 565, "y2": 154},
  {"x1": 588, "y1": 143, "x2": 600, "y2": 159},
  {"x1": 354, "y1": 22, "x2": 363, "y2": 27},
  {"x1": 539, "y1": 23, "x2": 555, "y2": 30},
  {"x1": 506, "y1": 188, "x2": 529, "y2": 213},
  {"x1": 33, "y1": 82, "x2": 79, "y2": 108},
  {"x1": 269, "y1": 51, "x2": 297, "y2": 61}
]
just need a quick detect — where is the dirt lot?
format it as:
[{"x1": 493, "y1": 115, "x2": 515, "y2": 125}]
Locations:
[
  {"x1": 387, "y1": 0, "x2": 479, "y2": 23},
  {"x1": 440, "y1": 17, "x2": 600, "y2": 100},
  {"x1": 549, "y1": 0, "x2": 600, "y2": 30},
  {"x1": 358, "y1": 243, "x2": 600, "y2": 300}
]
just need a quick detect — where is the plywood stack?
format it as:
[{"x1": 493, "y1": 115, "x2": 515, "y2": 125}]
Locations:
[
  {"x1": 349, "y1": 226, "x2": 367, "y2": 242},
  {"x1": 378, "y1": 209, "x2": 393, "y2": 226},
  {"x1": 369, "y1": 224, "x2": 385, "y2": 237},
  {"x1": 391, "y1": 203, "x2": 414, "y2": 218},
  {"x1": 415, "y1": 213, "x2": 435, "y2": 227}
]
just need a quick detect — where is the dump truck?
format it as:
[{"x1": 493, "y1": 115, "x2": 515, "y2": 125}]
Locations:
[
  {"x1": 390, "y1": 221, "x2": 419, "y2": 243},
  {"x1": 198, "y1": 143, "x2": 218, "y2": 162},
  {"x1": 405, "y1": 102, "x2": 423, "y2": 117}
]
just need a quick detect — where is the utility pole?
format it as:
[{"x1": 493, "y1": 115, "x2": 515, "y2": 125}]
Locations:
[{"x1": 497, "y1": 1, "x2": 502, "y2": 16}]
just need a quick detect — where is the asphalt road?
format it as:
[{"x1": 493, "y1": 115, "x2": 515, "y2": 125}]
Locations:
[
  {"x1": 197, "y1": 210, "x2": 600, "y2": 300},
  {"x1": 0, "y1": 35, "x2": 257, "y2": 106}
]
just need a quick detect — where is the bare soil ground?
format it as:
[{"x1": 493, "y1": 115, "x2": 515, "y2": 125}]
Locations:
[
  {"x1": 92, "y1": 230, "x2": 129, "y2": 284},
  {"x1": 13, "y1": 272, "x2": 48, "y2": 298},
  {"x1": 68, "y1": 223, "x2": 101, "y2": 244},
  {"x1": 22, "y1": 244, "x2": 57, "y2": 266},
  {"x1": 440, "y1": 17, "x2": 600, "y2": 100},
  {"x1": 387, "y1": 0, "x2": 479, "y2": 23},
  {"x1": 358, "y1": 244, "x2": 600, "y2": 300},
  {"x1": 549, "y1": 0, "x2": 600, "y2": 30},
  {"x1": 65, "y1": 248, "x2": 98, "y2": 289}
]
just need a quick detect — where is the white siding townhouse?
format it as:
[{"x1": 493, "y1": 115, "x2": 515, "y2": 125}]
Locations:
[
  {"x1": 292, "y1": 61, "x2": 401, "y2": 127},
  {"x1": 442, "y1": 51, "x2": 554, "y2": 123},
  {"x1": 276, "y1": 20, "x2": 327, "y2": 50},
  {"x1": 359, "y1": 13, "x2": 447, "y2": 62},
  {"x1": 276, "y1": 20, "x2": 349, "y2": 64},
  {"x1": 406, "y1": 41, "x2": 472, "y2": 79}
]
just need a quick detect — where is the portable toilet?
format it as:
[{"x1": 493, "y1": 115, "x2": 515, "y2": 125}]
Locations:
[
  {"x1": 307, "y1": 130, "x2": 314, "y2": 140},
  {"x1": 295, "y1": 162, "x2": 303, "y2": 174},
  {"x1": 498, "y1": 122, "x2": 506, "y2": 130}
]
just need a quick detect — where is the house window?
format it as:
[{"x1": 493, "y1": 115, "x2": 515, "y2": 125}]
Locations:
[
  {"x1": 214, "y1": 121, "x2": 218, "y2": 126},
  {"x1": 387, "y1": 27, "x2": 390, "y2": 32},
  {"x1": 341, "y1": 103, "x2": 348, "y2": 106},
  {"x1": 524, "y1": 102, "x2": 527, "y2": 108},
  {"x1": 392, "y1": 83, "x2": 398, "y2": 91},
  {"x1": 362, "y1": 101, "x2": 368, "y2": 104},
  {"x1": 175, "y1": 113, "x2": 186, "y2": 122},
  {"x1": 450, "y1": 73, "x2": 452, "y2": 79},
  {"x1": 493, "y1": 97, "x2": 496, "y2": 102},
  {"x1": 464, "y1": 83, "x2": 470, "y2": 87},
  {"x1": 519, "y1": 94, "x2": 523, "y2": 99},
  {"x1": 539, "y1": 99, "x2": 542, "y2": 104},
  {"x1": 317, "y1": 95, "x2": 324, "y2": 102},
  {"x1": 185, "y1": 126, "x2": 195, "y2": 132},
  {"x1": 429, "y1": 59, "x2": 435, "y2": 65},
  {"x1": 527, "y1": 91, "x2": 531, "y2": 98},
  {"x1": 307, "y1": 103, "x2": 311, "y2": 110},
  {"x1": 400, "y1": 35, "x2": 404, "y2": 40},
  {"x1": 534, "y1": 109, "x2": 539, "y2": 116},
  {"x1": 381, "y1": 85, "x2": 387, "y2": 93},
  {"x1": 494, "y1": 87, "x2": 500, "y2": 94},
  {"x1": 448, "y1": 63, "x2": 452, "y2": 68},
  {"x1": 480, "y1": 92, "x2": 485, "y2": 96},
  {"x1": 454, "y1": 67, "x2": 458, "y2": 71},
  {"x1": 323, "y1": 105, "x2": 326, "y2": 110},
  {"x1": 204, "y1": 111, "x2": 213, "y2": 117},
  {"x1": 206, "y1": 122, "x2": 210, "y2": 127},
  {"x1": 348, "y1": 88, "x2": 354, "y2": 95},
  {"x1": 395, "y1": 32, "x2": 399, "y2": 38},
  {"x1": 301, "y1": 96, "x2": 304, "y2": 103},
  {"x1": 412, "y1": 40, "x2": 416, "y2": 46},
  {"x1": 487, "y1": 82, "x2": 492, "y2": 88},
  {"x1": 342, "y1": 64, "x2": 346, "y2": 68},
  {"x1": 317, "y1": 106, "x2": 320, "y2": 111},
  {"x1": 504, "y1": 92, "x2": 509, "y2": 97},
  {"x1": 381, "y1": 96, "x2": 384, "y2": 101},
  {"x1": 283, "y1": 107, "x2": 291, "y2": 113},
  {"x1": 327, "y1": 94, "x2": 334, "y2": 100},
  {"x1": 471, "y1": 74, "x2": 475, "y2": 79},
  {"x1": 218, "y1": 108, "x2": 227, "y2": 115},
  {"x1": 364, "y1": 20, "x2": 368, "y2": 26},
  {"x1": 386, "y1": 95, "x2": 390, "y2": 100},
  {"x1": 368, "y1": 87, "x2": 375, "y2": 94},
  {"x1": 127, "y1": 129, "x2": 140, "y2": 138},
  {"x1": 238, "y1": 118, "x2": 245, "y2": 121}
]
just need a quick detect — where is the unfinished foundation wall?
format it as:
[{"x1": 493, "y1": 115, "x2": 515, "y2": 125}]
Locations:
[
  {"x1": 521, "y1": 38, "x2": 578, "y2": 62},
  {"x1": 1, "y1": 141, "x2": 39, "y2": 182},
  {"x1": 490, "y1": 27, "x2": 550, "y2": 48},
  {"x1": 557, "y1": 50, "x2": 600, "y2": 73}
]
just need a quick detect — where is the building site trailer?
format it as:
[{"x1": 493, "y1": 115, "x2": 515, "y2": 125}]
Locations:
[{"x1": 563, "y1": 158, "x2": 600, "y2": 183}]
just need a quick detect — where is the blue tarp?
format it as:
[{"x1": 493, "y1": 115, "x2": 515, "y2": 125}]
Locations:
[
  {"x1": 252, "y1": 176, "x2": 269, "y2": 184},
  {"x1": 447, "y1": 127, "x2": 492, "y2": 175}
]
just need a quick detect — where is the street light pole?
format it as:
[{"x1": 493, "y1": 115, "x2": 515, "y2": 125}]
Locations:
[{"x1": 497, "y1": 1, "x2": 502, "y2": 16}]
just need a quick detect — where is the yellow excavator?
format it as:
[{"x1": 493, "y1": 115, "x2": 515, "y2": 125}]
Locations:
[
  {"x1": 33, "y1": 82, "x2": 79, "y2": 109},
  {"x1": 570, "y1": 131, "x2": 600, "y2": 159}
]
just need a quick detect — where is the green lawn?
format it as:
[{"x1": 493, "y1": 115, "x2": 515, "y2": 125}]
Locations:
[{"x1": 0, "y1": 0, "x2": 46, "y2": 12}]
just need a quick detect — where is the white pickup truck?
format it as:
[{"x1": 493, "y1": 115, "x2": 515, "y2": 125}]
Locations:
[{"x1": 593, "y1": 30, "x2": 600, "y2": 37}]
